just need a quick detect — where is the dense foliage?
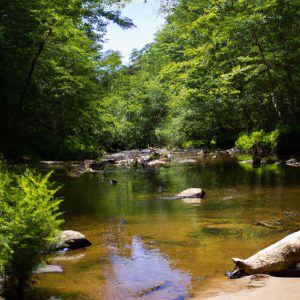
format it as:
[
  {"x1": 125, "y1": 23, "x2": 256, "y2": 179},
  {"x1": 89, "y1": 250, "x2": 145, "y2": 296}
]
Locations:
[
  {"x1": 0, "y1": 0, "x2": 133, "y2": 159},
  {"x1": 104, "y1": 0, "x2": 300, "y2": 151},
  {"x1": 0, "y1": 164, "x2": 62, "y2": 296},
  {"x1": 1, "y1": 0, "x2": 299, "y2": 158}
]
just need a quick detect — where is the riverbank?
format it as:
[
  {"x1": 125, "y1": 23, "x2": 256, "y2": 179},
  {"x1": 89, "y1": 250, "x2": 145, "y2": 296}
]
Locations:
[
  {"x1": 38, "y1": 148, "x2": 300, "y2": 177},
  {"x1": 193, "y1": 275, "x2": 300, "y2": 300}
]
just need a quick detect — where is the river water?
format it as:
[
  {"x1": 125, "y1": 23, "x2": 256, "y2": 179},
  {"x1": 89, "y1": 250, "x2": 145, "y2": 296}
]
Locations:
[{"x1": 27, "y1": 155, "x2": 300, "y2": 299}]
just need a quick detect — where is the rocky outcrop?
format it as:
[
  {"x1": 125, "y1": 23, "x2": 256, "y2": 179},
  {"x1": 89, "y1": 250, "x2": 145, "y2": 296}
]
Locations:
[
  {"x1": 101, "y1": 149, "x2": 171, "y2": 168},
  {"x1": 176, "y1": 188, "x2": 205, "y2": 198},
  {"x1": 55, "y1": 230, "x2": 92, "y2": 251},
  {"x1": 227, "y1": 230, "x2": 300, "y2": 278}
]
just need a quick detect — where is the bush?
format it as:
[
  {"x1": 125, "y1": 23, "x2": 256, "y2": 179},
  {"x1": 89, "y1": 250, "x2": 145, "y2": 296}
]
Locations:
[
  {"x1": 235, "y1": 130, "x2": 279, "y2": 153},
  {"x1": 0, "y1": 164, "x2": 63, "y2": 296}
]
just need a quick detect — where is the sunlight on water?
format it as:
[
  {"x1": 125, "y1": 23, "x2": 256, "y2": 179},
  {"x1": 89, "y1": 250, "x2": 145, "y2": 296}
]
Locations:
[{"x1": 27, "y1": 156, "x2": 300, "y2": 299}]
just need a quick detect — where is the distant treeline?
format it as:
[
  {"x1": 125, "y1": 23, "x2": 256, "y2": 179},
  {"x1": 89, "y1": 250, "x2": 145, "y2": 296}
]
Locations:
[{"x1": 1, "y1": 0, "x2": 299, "y2": 159}]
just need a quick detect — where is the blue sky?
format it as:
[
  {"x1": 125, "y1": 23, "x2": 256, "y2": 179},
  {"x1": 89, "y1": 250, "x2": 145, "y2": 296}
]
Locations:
[{"x1": 103, "y1": 0, "x2": 165, "y2": 64}]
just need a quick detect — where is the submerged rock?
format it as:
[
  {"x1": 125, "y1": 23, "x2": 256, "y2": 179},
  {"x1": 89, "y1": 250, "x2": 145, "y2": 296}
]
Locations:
[
  {"x1": 182, "y1": 198, "x2": 202, "y2": 205},
  {"x1": 227, "y1": 230, "x2": 300, "y2": 278},
  {"x1": 33, "y1": 264, "x2": 63, "y2": 274},
  {"x1": 54, "y1": 253, "x2": 85, "y2": 262},
  {"x1": 177, "y1": 188, "x2": 205, "y2": 198},
  {"x1": 55, "y1": 230, "x2": 92, "y2": 251}
]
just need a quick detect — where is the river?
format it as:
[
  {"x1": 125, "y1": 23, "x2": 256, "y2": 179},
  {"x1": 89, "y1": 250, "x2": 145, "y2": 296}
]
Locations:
[{"x1": 26, "y1": 154, "x2": 300, "y2": 299}]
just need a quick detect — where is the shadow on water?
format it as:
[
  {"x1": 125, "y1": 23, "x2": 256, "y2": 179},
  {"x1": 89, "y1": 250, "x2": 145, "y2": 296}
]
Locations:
[{"x1": 26, "y1": 158, "x2": 300, "y2": 299}]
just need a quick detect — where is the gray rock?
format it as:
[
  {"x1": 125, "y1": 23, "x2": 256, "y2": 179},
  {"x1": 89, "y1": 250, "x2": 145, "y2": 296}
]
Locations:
[
  {"x1": 90, "y1": 159, "x2": 116, "y2": 170},
  {"x1": 146, "y1": 160, "x2": 167, "y2": 167},
  {"x1": 55, "y1": 230, "x2": 92, "y2": 250},
  {"x1": 286, "y1": 158, "x2": 300, "y2": 167},
  {"x1": 178, "y1": 159, "x2": 197, "y2": 164},
  {"x1": 177, "y1": 188, "x2": 205, "y2": 198}
]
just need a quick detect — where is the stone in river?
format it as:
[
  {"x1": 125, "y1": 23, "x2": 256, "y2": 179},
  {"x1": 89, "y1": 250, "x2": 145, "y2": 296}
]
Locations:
[
  {"x1": 177, "y1": 188, "x2": 205, "y2": 198},
  {"x1": 55, "y1": 230, "x2": 92, "y2": 250}
]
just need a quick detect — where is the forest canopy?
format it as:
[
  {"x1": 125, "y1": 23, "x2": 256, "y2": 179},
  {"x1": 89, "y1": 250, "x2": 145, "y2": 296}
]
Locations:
[{"x1": 0, "y1": 0, "x2": 299, "y2": 159}]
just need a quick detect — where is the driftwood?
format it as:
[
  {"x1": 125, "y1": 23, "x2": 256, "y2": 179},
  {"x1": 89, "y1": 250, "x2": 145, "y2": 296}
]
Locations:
[{"x1": 227, "y1": 230, "x2": 300, "y2": 278}]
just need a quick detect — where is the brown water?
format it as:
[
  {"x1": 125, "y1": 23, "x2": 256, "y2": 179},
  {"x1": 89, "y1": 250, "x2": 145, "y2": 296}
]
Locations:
[{"x1": 27, "y1": 156, "x2": 300, "y2": 299}]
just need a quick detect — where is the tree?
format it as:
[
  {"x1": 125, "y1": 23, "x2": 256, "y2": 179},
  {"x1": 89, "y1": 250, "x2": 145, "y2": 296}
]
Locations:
[{"x1": 0, "y1": 0, "x2": 134, "y2": 159}]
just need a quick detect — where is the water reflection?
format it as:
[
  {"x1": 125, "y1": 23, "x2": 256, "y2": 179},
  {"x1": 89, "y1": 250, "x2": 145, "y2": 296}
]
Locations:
[
  {"x1": 28, "y1": 157, "x2": 300, "y2": 299},
  {"x1": 105, "y1": 235, "x2": 191, "y2": 300}
]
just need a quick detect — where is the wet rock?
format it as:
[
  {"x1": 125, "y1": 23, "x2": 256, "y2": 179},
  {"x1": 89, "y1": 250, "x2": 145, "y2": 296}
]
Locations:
[
  {"x1": 253, "y1": 221, "x2": 279, "y2": 229},
  {"x1": 115, "y1": 159, "x2": 134, "y2": 167},
  {"x1": 33, "y1": 264, "x2": 63, "y2": 274},
  {"x1": 286, "y1": 158, "x2": 300, "y2": 167},
  {"x1": 177, "y1": 188, "x2": 205, "y2": 198},
  {"x1": 67, "y1": 160, "x2": 94, "y2": 177},
  {"x1": 90, "y1": 158, "x2": 116, "y2": 170},
  {"x1": 146, "y1": 160, "x2": 167, "y2": 167},
  {"x1": 55, "y1": 230, "x2": 92, "y2": 250},
  {"x1": 136, "y1": 281, "x2": 168, "y2": 297},
  {"x1": 226, "y1": 148, "x2": 239, "y2": 155},
  {"x1": 227, "y1": 230, "x2": 300, "y2": 278},
  {"x1": 178, "y1": 159, "x2": 198, "y2": 164}
]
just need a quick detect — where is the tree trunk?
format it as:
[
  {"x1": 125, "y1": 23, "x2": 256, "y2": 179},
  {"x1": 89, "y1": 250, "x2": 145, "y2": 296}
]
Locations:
[
  {"x1": 252, "y1": 27, "x2": 281, "y2": 118},
  {"x1": 227, "y1": 230, "x2": 300, "y2": 278},
  {"x1": 7, "y1": 29, "x2": 53, "y2": 157}
]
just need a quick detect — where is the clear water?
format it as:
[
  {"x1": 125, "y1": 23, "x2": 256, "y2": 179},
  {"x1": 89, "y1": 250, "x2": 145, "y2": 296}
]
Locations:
[{"x1": 27, "y1": 157, "x2": 300, "y2": 299}]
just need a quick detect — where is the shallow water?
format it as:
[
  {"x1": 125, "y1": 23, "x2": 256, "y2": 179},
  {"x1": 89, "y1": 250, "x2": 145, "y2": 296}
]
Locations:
[{"x1": 27, "y1": 157, "x2": 300, "y2": 299}]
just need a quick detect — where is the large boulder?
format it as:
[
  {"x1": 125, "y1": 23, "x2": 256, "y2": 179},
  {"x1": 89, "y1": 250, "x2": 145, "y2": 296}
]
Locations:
[
  {"x1": 176, "y1": 188, "x2": 205, "y2": 198},
  {"x1": 55, "y1": 230, "x2": 92, "y2": 250}
]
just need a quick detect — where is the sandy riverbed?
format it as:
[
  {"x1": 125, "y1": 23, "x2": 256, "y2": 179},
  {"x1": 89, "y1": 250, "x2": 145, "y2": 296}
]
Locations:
[{"x1": 193, "y1": 275, "x2": 300, "y2": 300}]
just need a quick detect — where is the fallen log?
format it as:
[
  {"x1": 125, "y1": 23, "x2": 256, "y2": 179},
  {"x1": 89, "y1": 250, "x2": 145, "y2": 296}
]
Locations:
[{"x1": 227, "y1": 230, "x2": 300, "y2": 278}]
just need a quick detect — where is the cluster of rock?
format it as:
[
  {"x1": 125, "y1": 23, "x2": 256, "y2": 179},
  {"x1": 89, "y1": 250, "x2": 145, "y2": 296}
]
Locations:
[
  {"x1": 35, "y1": 230, "x2": 92, "y2": 275},
  {"x1": 91, "y1": 148, "x2": 171, "y2": 170},
  {"x1": 40, "y1": 149, "x2": 172, "y2": 177}
]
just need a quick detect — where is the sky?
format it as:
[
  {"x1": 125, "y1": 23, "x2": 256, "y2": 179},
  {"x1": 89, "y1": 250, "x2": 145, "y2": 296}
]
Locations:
[{"x1": 103, "y1": 0, "x2": 165, "y2": 64}]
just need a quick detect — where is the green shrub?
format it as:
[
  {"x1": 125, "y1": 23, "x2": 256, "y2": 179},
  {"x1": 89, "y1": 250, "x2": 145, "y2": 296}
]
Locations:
[
  {"x1": 182, "y1": 140, "x2": 206, "y2": 149},
  {"x1": 235, "y1": 130, "x2": 279, "y2": 153},
  {"x1": 0, "y1": 164, "x2": 63, "y2": 296}
]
